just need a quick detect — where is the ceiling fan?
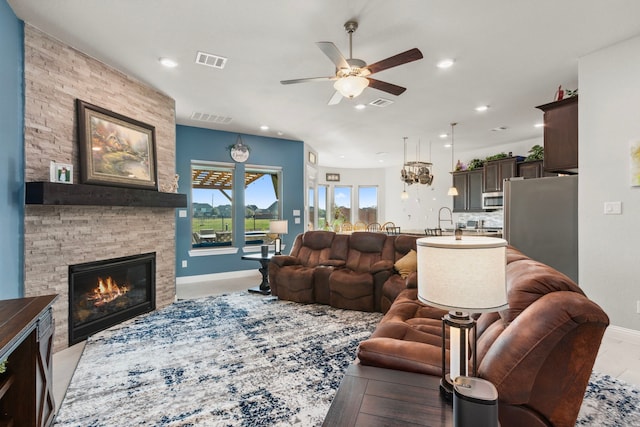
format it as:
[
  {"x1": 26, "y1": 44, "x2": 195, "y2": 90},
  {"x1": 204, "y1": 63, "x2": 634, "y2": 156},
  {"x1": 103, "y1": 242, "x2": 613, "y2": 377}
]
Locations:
[{"x1": 280, "y1": 21, "x2": 423, "y2": 105}]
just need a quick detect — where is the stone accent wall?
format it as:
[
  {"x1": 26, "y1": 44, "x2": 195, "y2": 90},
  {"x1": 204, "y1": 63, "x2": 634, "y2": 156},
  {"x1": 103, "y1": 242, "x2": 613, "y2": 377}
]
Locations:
[{"x1": 23, "y1": 25, "x2": 178, "y2": 351}]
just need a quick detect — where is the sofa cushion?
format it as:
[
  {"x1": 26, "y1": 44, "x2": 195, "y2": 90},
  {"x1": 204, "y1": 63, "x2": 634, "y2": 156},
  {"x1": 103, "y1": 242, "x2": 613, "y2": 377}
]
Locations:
[{"x1": 394, "y1": 249, "x2": 417, "y2": 279}]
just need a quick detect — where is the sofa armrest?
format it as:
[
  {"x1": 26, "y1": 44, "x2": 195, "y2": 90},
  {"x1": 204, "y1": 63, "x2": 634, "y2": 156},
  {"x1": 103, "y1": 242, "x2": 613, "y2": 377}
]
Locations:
[
  {"x1": 405, "y1": 271, "x2": 418, "y2": 288},
  {"x1": 270, "y1": 255, "x2": 299, "y2": 267},
  {"x1": 371, "y1": 260, "x2": 394, "y2": 274},
  {"x1": 358, "y1": 337, "x2": 443, "y2": 376},
  {"x1": 320, "y1": 259, "x2": 346, "y2": 268}
]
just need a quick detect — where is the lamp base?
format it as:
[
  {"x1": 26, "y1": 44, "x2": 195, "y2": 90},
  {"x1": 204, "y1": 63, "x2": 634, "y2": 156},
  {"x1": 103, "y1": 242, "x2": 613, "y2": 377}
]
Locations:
[{"x1": 440, "y1": 374, "x2": 454, "y2": 401}]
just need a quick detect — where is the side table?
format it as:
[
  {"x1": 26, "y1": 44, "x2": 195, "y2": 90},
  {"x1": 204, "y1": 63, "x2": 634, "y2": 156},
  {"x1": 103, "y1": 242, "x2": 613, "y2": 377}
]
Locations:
[
  {"x1": 241, "y1": 252, "x2": 273, "y2": 295},
  {"x1": 323, "y1": 364, "x2": 452, "y2": 426}
]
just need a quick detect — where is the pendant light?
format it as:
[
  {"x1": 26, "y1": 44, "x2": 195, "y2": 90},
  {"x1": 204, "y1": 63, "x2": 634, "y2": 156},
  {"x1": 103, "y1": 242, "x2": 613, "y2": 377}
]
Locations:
[{"x1": 447, "y1": 122, "x2": 459, "y2": 196}]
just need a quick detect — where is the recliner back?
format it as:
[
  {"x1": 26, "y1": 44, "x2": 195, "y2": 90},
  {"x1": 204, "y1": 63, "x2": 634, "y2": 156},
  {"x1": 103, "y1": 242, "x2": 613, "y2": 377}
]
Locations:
[{"x1": 344, "y1": 232, "x2": 392, "y2": 272}]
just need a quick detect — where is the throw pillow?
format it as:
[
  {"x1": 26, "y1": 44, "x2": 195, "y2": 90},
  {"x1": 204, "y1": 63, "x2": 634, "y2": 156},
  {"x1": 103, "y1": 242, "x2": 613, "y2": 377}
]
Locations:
[{"x1": 394, "y1": 249, "x2": 417, "y2": 279}]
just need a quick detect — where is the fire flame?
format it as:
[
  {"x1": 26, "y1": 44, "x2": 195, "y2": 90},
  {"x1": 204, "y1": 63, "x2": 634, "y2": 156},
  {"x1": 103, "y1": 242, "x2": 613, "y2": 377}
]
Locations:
[{"x1": 88, "y1": 276, "x2": 129, "y2": 307}]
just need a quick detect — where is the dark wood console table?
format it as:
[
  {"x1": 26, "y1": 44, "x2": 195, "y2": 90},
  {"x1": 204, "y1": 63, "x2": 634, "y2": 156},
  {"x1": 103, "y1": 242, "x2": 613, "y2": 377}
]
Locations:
[
  {"x1": 323, "y1": 364, "x2": 452, "y2": 426},
  {"x1": 0, "y1": 295, "x2": 58, "y2": 427}
]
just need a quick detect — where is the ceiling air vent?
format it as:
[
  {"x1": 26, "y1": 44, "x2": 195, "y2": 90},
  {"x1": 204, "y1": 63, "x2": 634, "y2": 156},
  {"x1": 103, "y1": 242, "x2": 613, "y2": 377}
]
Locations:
[
  {"x1": 190, "y1": 112, "x2": 232, "y2": 124},
  {"x1": 369, "y1": 98, "x2": 394, "y2": 108},
  {"x1": 195, "y1": 51, "x2": 228, "y2": 69}
]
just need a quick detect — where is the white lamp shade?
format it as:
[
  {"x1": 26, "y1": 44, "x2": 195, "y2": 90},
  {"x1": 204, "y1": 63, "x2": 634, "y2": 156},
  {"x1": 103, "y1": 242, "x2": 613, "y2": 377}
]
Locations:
[
  {"x1": 447, "y1": 186, "x2": 459, "y2": 196},
  {"x1": 417, "y1": 236, "x2": 508, "y2": 313},
  {"x1": 269, "y1": 220, "x2": 288, "y2": 234},
  {"x1": 333, "y1": 76, "x2": 369, "y2": 99}
]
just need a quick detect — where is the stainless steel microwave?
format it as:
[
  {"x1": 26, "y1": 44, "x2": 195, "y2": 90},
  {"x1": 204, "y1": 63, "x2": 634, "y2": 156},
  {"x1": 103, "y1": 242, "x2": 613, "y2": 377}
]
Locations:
[{"x1": 482, "y1": 192, "x2": 503, "y2": 209}]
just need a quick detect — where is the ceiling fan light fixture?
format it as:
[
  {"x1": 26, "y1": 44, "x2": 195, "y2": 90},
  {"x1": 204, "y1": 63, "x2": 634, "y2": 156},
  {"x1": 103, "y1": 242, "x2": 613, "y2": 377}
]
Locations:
[{"x1": 334, "y1": 76, "x2": 369, "y2": 99}]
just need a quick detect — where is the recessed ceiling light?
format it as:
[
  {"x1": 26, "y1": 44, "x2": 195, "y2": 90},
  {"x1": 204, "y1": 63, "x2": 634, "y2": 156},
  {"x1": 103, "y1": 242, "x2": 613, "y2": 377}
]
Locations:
[
  {"x1": 260, "y1": 125, "x2": 269, "y2": 131},
  {"x1": 159, "y1": 57, "x2": 178, "y2": 68},
  {"x1": 354, "y1": 104, "x2": 366, "y2": 110},
  {"x1": 376, "y1": 152, "x2": 388, "y2": 156},
  {"x1": 475, "y1": 105, "x2": 489, "y2": 112},
  {"x1": 378, "y1": 159, "x2": 384, "y2": 163},
  {"x1": 437, "y1": 59, "x2": 455, "y2": 69},
  {"x1": 534, "y1": 123, "x2": 544, "y2": 128},
  {"x1": 444, "y1": 143, "x2": 452, "y2": 148},
  {"x1": 439, "y1": 133, "x2": 448, "y2": 139}
]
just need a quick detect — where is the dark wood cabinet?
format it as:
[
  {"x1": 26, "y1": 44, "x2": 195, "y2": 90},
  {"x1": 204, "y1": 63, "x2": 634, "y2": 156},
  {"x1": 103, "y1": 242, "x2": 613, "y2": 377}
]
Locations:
[
  {"x1": 536, "y1": 96, "x2": 578, "y2": 173},
  {"x1": 452, "y1": 169, "x2": 484, "y2": 213},
  {"x1": 517, "y1": 160, "x2": 558, "y2": 179},
  {"x1": 483, "y1": 157, "x2": 518, "y2": 192},
  {"x1": 0, "y1": 295, "x2": 57, "y2": 427}
]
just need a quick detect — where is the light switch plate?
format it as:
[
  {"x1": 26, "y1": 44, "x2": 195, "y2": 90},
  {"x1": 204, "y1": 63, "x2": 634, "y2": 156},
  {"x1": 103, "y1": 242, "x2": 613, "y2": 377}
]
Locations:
[
  {"x1": 178, "y1": 209, "x2": 187, "y2": 218},
  {"x1": 294, "y1": 218, "x2": 301, "y2": 224},
  {"x1": 604, "y1": 201, "x2": 622, "y2": 215},
  {"x1": 293, "y1": 209, "x2": 301, "y2": 216}
]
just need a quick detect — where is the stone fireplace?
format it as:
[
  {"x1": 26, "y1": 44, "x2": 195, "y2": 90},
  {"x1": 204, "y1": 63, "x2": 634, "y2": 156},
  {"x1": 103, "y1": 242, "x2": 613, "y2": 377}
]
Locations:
[
  {"x1": 68, "y1": 253, "x2": 156, "y2": 345},
  {"x1": 22, "y1": 25, "x2": 179, "y2": 351}
]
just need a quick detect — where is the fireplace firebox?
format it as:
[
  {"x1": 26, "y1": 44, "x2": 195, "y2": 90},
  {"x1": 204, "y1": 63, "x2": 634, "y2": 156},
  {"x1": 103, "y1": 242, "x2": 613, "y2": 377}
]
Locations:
[{"x1": 69, "y1": 252, "x2": 156, "y2": 345}]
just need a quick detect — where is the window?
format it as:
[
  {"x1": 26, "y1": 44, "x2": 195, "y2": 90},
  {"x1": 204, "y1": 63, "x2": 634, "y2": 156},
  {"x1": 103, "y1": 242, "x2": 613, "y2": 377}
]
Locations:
[
  {"x1": 318, "y1": 185, "x2": 328, "y2": 230},
  {"x1": 358, "y1": 186, "x2": 378, "y2": 224},
  {"x1": 191, "y1": 162, "x2": 234, "y2": 248},
  {"x1": 333, "y1": 186, "x2": 352, "y2": 226},
  {"x1": 244, "y1": 166, "x2": 282, "y2": 245},
  {"x1": 308, "y1": 187, "x2": 315, "y2": 230}
]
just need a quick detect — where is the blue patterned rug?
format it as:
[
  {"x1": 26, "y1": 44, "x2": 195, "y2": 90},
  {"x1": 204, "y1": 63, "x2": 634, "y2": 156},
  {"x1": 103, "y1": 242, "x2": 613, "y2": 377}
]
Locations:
[{"x1": 54, "y1": 292, "x2": 640, "y2": 426}]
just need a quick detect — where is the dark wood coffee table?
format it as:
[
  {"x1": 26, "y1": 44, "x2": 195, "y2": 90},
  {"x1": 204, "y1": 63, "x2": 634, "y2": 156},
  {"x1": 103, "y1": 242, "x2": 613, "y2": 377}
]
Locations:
[{"x1": 323, "y1": 364, "x2": 452, "y2": 427}]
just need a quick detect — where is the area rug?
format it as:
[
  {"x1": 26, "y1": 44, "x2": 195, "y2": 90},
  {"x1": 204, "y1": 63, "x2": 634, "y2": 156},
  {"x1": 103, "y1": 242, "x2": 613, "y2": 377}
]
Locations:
[
  {"x1": 54, "y1": 293, "x2": 383, "y2": 426},
  {"x1": 54, "y1": 292, "x2": 640, "y2": 427}
]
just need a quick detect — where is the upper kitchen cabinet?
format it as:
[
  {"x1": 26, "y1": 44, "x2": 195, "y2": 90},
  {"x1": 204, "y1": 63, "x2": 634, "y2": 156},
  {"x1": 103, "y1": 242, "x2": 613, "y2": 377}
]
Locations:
[
  {"x1": 453, "y1": 169, "x2": 484, "y2": 213},
  {"x1": 536, "y1": 96, "x2": 578, "y2": 173},
  {"x1": 483, "y1": 157, "x2": 518, "y2": 192}
]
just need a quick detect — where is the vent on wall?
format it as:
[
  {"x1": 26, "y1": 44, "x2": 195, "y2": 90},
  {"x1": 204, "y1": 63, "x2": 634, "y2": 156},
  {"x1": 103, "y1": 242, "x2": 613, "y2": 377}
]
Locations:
[
  {"x1": 195, "y1": 51, "x2": 228, "y2": 69},
  {"x1": 369, "y1": 98, "x2": 394, "y2": 108},
  {"x1": 190, "y1": 112, "x2": 233, "y2": 124}
]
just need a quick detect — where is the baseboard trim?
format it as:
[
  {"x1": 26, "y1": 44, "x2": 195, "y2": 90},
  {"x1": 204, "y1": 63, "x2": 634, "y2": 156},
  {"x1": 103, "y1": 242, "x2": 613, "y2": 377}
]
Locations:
[
  {"x1": 176, "y1": 269, "x2": 258, "y2": 285},
  {"x1": 606, "y1": 325, "x2": 640, "y2": 345}
]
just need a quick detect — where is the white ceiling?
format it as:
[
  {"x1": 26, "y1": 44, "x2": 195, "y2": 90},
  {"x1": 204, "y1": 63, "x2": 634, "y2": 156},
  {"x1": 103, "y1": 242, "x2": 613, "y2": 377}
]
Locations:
[{"x1": 8, "y1": 0, "x2": 640, "y2": 168}]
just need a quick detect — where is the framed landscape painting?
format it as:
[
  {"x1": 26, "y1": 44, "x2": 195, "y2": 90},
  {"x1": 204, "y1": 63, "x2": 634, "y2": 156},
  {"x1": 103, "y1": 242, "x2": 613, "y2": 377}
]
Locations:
[{"x1": 76, "y1": 99, "x2": 158, "y2": 190}]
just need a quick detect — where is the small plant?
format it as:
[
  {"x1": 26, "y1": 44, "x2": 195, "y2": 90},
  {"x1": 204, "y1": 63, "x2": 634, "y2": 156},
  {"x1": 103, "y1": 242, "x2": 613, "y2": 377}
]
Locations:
[
  {"x1": 467, "y1": 158, "x2": 485, "y2": 170},
  {"x1": 525, "y1": 144, "x2": 544, "y2": 161},
  {"x1": 485, "y1": 152, "x2": 509, "y2": 162},
  {"x1": 565, "y1": 88, "x2": 578, "y2": 97},
  {"x1": 0, "y1": 359, "x2": 7, "y2": 374}
]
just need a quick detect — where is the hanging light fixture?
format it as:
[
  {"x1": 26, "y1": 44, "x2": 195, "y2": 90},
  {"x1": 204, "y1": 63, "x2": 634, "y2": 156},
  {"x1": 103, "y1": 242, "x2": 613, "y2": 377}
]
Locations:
[
  {"x1": 447, "y1": 122, "x2": 459, "y2": 196},
  {"x1": 334, "y1": 76, "x2": 369, "y2": 99},
  {"x1": 401, "y1": 137, "x2": 434, "y2": 187}
]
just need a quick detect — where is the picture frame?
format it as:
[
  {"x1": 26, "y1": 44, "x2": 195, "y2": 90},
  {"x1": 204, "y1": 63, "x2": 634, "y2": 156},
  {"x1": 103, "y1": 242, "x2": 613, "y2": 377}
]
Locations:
[
  {"x1": 76, "y1": 99, "x2": 158, "y2": 190},
  {"x1": 326, "y1": 173, "x2": 340, "y2": 182},
  {"x1": 50, "y1": 161, "x2": 73, "y2": 184},
  {"x1": 631, "y1": 139, "x2": 640, "y2": 187},
  {"x1": 308, "y1": 151, "x2": 317, "y2": 165}
]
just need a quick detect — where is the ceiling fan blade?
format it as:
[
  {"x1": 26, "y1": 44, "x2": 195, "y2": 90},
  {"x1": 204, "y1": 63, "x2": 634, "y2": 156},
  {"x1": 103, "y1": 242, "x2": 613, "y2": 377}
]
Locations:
[
  {"x1": 328, "y1": 91, "x2": 343, "y2": 105},
  {"x1": 365, "y1": 48, "x2": 423, "y2": 75},
  {"x1": 367, "y1": 78, "x2": 407, "y2": 96},
  {"x1": 316, "y1": 41, "x2": 350, "y2": 70},
  {"x1": 280, "y1": 76, "x2": 336, "y2": 85}
]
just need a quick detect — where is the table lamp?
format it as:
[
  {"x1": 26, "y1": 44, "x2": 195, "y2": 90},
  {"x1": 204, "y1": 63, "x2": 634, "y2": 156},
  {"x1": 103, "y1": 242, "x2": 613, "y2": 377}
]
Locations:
[
  {"x1": 269, "y1": 220, "x2": 288, "y2": 255},
  {"x1": 416, "y1": 235, "x2": 507, "y2": 399}
]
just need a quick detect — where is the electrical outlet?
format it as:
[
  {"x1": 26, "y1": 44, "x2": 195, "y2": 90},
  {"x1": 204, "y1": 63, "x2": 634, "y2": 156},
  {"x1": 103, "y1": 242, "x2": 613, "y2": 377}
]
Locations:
[{"x1": 181, "y1": 260, "x2": 187, "y2": 268}]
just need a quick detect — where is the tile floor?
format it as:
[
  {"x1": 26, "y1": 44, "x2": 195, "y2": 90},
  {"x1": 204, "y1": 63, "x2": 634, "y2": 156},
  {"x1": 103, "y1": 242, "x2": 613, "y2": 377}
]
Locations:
[{"x1": 53, "y1": 270, "x2": 640, "y2": 413}]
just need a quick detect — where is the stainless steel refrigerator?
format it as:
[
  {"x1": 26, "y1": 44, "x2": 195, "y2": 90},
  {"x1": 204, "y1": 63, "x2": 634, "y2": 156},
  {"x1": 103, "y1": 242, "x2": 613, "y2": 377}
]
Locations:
[{"x1": 503, "y1": 175, "x2": 578, "y2": 282}]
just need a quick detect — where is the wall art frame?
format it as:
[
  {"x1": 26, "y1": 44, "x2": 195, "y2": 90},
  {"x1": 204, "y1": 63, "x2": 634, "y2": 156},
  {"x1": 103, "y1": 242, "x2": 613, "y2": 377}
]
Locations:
[
  {"x1": 326, "y1": 173, "x2": 340, "y2": 182},
  {"x1": 49, "y1": 161, "x2": 73, "y2": 184},
  {"x1": 76, "y1": 99, "x2": 158, "y2": 190}
]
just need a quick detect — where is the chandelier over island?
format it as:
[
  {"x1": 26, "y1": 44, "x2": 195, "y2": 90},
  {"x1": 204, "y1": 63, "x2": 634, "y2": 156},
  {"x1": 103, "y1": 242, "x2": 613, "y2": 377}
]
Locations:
[{"x1": 400, "y1": 137, "x2": 434, "y2": 187}]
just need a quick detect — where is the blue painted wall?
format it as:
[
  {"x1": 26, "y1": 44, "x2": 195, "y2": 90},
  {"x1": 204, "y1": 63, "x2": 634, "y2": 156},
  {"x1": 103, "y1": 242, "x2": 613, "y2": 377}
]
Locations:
[
  {"x1": 175, "y1": 125, "x2": 305, "y2": 277},
  {"x1": 0, "y1": 0, "x2": 24, "y2": 299}
]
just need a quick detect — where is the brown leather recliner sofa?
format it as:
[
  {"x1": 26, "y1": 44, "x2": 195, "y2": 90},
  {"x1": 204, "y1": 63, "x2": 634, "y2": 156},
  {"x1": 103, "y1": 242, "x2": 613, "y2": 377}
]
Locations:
[
  {"x1": 269, "y1": 231, "x2": 418, "y2": 312},
  {"x1": 357, "y1": 246, "x2": 610, "y2": 427}
]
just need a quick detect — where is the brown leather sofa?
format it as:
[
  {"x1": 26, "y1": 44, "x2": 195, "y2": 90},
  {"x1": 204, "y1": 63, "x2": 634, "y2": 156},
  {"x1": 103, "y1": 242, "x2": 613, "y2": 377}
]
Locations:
[
  {"x1": 357, "y1": 246, "x2": 610, "y2": 427},
  {"x1": 269, "y1": 231, "x2": 418, "y2": 312}
]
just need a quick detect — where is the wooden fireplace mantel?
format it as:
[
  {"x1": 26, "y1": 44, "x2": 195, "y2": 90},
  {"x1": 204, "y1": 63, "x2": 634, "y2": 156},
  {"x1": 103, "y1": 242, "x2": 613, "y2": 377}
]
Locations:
[{"x1": 25, "y1": 181, "x2": 187, "y2": 208}]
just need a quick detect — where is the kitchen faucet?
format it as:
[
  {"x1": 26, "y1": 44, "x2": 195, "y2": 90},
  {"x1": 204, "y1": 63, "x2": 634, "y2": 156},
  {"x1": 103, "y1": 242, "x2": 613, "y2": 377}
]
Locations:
[{"x1": 438, "y1": 207, "x2": 453, "y2": 231}]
